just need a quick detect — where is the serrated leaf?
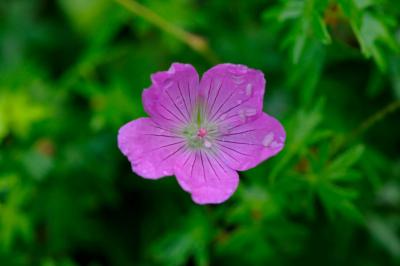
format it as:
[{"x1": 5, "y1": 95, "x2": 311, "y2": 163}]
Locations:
[
  {"x1": 327, "y1": 145, "x2": 365, "y2": 174},
  {"x1": 311, "y1": 13, "x2": 332, "y2": 44},
  {"x1": 0, "y1": 176, "x2": 33, "y2": 252},
  {"x1": 278, "y1": 1, "x2": 305, "y2": 21},
  {"x1": 318, "y1": 183, "x2": 362, "y2": 221},
  {"x1": 0, "y1": 91, "x2": 48, "y2": 139},
  {"x1": 328, "y1": 169, "x2": 362, "y2": 182},
  {"x1": 319, "y1": 182, "x2": 359, "y2": 201},
  {"x1": 337, "y1": 200, "x2": 364, "y2": 223},
  {"x1": 293, "y1": 33, "x2": 307, "y2": 64},
  {"x1": 355, "y1": 12, "x2": 397, "y2": 70},
  {"x1": 269, "y1": 100, "x2": 324, "y2": 182},
  {"x1": 354, "y1": 0, "x2": 374, "y2": 9}
]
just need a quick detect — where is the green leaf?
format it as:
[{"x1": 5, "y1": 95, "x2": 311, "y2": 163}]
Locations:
[
  {"x1": 327, "y1": 169, "x2": 362, "y2": 182},
  {"x1": 367, "y1": 216, "x2": 400, "y2": 257},
  {"x1": 269, "y1": 100, "x2": 324, "y2": 182},
  {"x1": 354, "y1": 0, "x2": 375, "y2": 9},
  {"x1": 336, "y1": 200, "x2": 364, "y2": 223},
  {"x1": 0, "y1": 175, "x2": 33, "y2": 252},
  {"x1": 150, "y1": 211, "x2": 212, "y2": 266},
  {"x1": 216, "y1": 226, "x2": 272, "y2": 263},
  {"x1": 293, "y1": 33, "x2": 307, "y2": 64},
  {"x1": 0, "y1": 90, "x2": 48, "y2": 140},
  {"x1": 278, "y1": 1, "x2": 304, "y2": 21},
  {"x1": 327, "y1": 145, "x2": 365, "y2": 174},
  {"x1": 389, "y1": 56, "x2": 400, "y2": 99},
  {"x1": 311, "y1": 13, "x2": 332, "y2": 44},
  {"x1": 318, "y1": 183, "x2": 362, "y2": 221}
]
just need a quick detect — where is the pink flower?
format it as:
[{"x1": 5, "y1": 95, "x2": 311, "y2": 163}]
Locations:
[{"x1": 118, "y1": 63, "x2": 286, "y2": 204}]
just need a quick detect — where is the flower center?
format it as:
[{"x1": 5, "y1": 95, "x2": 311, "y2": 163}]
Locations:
[
  {"x1": 182, "y1": 123, "x2": 217, "y2": 149},
  {"x1": 181, "y1": 104, "x2": 219, "y2": 149},
  {"x1": 197, "y1": 128, "x2": 207, "y2": 138}
]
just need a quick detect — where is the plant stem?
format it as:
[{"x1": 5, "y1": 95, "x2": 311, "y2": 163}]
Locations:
[
  {"x1": 333, "y1": 99, "x2": 400, "y2": 155},
  {"x1": 351, "y1": 100, "x2": 400, "y2": 139},
  {"x1": 114, "y1": 0, "x2": 219, "y2": 64}
]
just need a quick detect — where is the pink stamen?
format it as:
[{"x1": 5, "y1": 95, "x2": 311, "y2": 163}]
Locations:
[{"x1": 197, "y1": 128, "x2": 207, "y2": 138}]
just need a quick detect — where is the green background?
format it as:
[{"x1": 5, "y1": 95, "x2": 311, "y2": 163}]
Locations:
[{"x1": 1, "y1": 0, "x2": 400, "y2": 265}]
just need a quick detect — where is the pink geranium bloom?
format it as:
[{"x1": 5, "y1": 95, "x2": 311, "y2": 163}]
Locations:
[{"x1": 118, "y1": 63, "x2": 286, "y2": 204}]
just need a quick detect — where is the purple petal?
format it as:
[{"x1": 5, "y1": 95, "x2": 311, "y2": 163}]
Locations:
[
  {"x1": 215, "y1": 112, "x2": 286, "y2": 171},
  {"x1": 199, "y1": 63, "x2": 265, "y2": 128},
  {"x1": 118, "y1": 118, "x2": 188, "y2": 179},
  {"x1": 174, "y1": 150, "x2": 239, "y2": 204},
  {"x1": 142, "y1": 63, "x2": 199, "y2": 129}
]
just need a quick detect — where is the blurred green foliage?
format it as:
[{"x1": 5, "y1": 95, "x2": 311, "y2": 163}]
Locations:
[{"x1": 1, "y1": 0, "x2": 400, "y2": 265}]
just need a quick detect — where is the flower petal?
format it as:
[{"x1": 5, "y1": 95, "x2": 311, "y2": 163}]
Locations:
[
  {"x1": 199, "y1": 63, "x2": 265, "y2": 128},
  {"x1": 215, "y1": 112, "x2": 285, "y2": 171},
  {"x1": 118, "y1": 118, "x2": 188, "y2": 179},
  {"x1": 175, "y1": 150, "x2": 239, "y2": 204},
  {"x1": 142, "y1": 63, "x2": 199, "y2": 129}
]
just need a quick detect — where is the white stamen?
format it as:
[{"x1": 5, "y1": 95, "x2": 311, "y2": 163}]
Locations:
[{"x1": 204, "y1": 140, "x2": 212, "y2": 148}]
